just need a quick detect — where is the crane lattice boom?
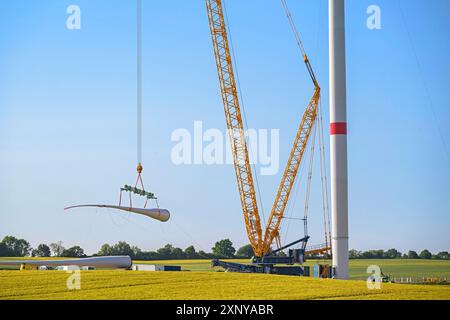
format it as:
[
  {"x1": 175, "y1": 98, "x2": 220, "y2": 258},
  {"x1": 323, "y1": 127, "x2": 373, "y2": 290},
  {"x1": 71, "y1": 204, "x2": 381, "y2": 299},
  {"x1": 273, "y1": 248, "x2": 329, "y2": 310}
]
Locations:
[
  {"x1": 262, "y1": 0, "x2": 322, "y2": 254},
  {"x1": 262, "y1": 87, "x2": 320, "y2": 254},
  {"x1": 206, "y1": 0, "x2": 263, "y2": 255}
]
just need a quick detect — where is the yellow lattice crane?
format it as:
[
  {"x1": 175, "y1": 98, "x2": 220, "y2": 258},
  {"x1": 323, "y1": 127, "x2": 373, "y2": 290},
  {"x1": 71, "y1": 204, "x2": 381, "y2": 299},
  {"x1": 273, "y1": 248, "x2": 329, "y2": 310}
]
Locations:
[
  {"x1": 206, "y1": 0, "x2": 263, "y2": 254},
  {"x1": 207, "y1": 0, "x2": 326, "y2": 272}
]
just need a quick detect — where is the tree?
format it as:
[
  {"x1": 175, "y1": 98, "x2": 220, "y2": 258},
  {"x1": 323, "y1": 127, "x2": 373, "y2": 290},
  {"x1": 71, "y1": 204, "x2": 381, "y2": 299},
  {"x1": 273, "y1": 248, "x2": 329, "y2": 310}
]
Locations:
[
  {"x1": 198, "y1": 250, "x2": 209, "y2": 259},
  {"x1": 142, "y1": 251, "x2": 160, "y2": 260},
  {"x1": 212, "y1": 239, "x2": 236, "y2": 258},
  {"x1": 322, "y1": 252, "x2": 331, "y2": 260},
  {"x1": 171, "y1": 247, "x2": 185, "y2": 259},
  {"x1": 32, "y1": 244, "x2": 51, "y2": 257},
  {"x1": 407, "y1": 250, "x2": 419, "y2": 259},
  {"x1": 1, "y1": 236, "x2": 31, "y2": 257},
  {"x1": 112, "y1": 241, "x2": 134, "y2": 257},
  {"x1": 0, "y1": 242, "x2": 9, "y2": 256},
  {"x1": 385, "y1": 248, "x2": 401, "y2": 259},
  {"x1": 61, "y1": 246, "x2": 86, "y2": 258},
  {"x1": 349, "y1": 249, "x2": 361, "y2": 259},
  {"x1": 236, "y1": 244, "x2": 254, "y2": 258},
  {"x1": 360, "y1": 250, "x2": 385, "y2": 259},
  {"x1": 419, "y1": 249, "x2": 432, "y2": 260},
  {"x1": 157, "y1": 244, "x2": 174, "y2": 259},
  {"x1": 131, "y1": 246, "x2": 143, "y2": 260},
  {"x1": 436, "y1": 251, "x2": 450, "y2": 260},
  {"x1": 50, "y1": 241, "x2": 65, "y2": 257},
  {"x1": 184, "y1": 246, "x2": 197, "y2": 259},
  {"x1": 374, "y1": 250, "x2": 385, "y2": 259},
  {"x1": 97, "y1": 244, "x2": 114, "y2": 256}
]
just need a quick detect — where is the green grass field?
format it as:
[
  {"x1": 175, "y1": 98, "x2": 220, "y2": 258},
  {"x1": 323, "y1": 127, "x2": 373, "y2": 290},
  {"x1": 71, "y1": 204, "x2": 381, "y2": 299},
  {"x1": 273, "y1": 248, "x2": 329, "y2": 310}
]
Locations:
[
  {"x1": 135, "y1": 259, "x2": 450, "y2": 280},
  {"x1": 0, "y1": 258, "x2": 449, "y2": 300}
]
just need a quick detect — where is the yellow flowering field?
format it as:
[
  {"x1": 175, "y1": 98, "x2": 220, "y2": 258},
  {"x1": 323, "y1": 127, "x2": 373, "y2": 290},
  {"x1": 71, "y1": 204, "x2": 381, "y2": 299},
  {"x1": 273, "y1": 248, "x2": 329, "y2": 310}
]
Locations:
[{"x1": 1, "y1": 270, "x2": 449, "y2": 300}]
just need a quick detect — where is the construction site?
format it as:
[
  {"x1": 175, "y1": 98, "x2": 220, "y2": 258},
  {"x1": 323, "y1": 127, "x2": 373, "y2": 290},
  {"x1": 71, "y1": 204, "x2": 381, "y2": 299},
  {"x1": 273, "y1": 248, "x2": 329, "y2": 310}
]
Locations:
[{"x1": 0, "y1": 0, "x2": 449, "y2": 303}]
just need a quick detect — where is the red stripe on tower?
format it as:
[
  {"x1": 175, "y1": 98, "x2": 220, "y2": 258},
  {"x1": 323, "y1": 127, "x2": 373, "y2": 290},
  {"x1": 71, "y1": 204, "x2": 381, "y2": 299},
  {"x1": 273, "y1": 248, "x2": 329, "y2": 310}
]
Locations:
[{"x1": 330, "y1": 122, "x2": 347, "y2": 135}]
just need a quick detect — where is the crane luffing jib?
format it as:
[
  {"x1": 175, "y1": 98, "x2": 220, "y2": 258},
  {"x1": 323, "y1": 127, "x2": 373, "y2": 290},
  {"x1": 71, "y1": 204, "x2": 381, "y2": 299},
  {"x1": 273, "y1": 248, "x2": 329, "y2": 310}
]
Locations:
[
  {"x1": 263, "y1": 0, "x2": 321, "y2": 254},
  {"x1": 206, "y1": 0, "x2": 263, "y2": 254},
  {"x1": 262, "y1": 87, "x2": 320, "y2": 254},
  {"x1": 206, "y1": 0, "x2": 320, "y2": 257}
]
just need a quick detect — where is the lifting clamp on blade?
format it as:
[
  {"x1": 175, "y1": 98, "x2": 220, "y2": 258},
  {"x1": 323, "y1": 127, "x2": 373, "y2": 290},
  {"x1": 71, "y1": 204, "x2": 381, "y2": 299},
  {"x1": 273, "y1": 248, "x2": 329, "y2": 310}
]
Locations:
[{"x1": 119, "y1": 163, "x2": 158, "y2": 209}]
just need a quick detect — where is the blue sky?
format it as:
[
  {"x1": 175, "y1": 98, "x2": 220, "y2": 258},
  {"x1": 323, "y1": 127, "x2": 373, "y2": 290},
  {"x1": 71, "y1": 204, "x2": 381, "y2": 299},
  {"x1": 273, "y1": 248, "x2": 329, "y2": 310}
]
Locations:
[{"x1": 0, "y1": 0, "x2": 449, "y2": 255}]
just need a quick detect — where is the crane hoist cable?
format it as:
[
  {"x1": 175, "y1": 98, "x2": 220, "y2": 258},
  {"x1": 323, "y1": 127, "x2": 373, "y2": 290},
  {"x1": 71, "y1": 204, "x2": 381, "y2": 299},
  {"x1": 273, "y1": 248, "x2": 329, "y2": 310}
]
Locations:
[
  {"x1": 137, "y1": 0, "x2": 142, "y2": 166},
  {"x1": 303, "y1": 120, "x2": 318, "y2": 241},
  {"x1": 121, "y1": 0, "x2": 165, "y2": 213},
  {"x1": 318, "y1": 99, "x2": 332, "y2": 253},
  {"x1": 280, "y1": 148, "x2": 307, "y2": 245},
  {"x1": 277, "y1": 120, "x2": 317, "y2": 251},
  {"x1": 280, "y1": 0, "x2": 318, "y2": 87},
  {"x1": 281, "y1": 103, "x2": 332, "y2": 256},
  {"x1": 64, "y1": 0, "x2": 169, "y2": 223},
  {"x1": 119, "y1": 0, "x2": 158, "y2": 210}
]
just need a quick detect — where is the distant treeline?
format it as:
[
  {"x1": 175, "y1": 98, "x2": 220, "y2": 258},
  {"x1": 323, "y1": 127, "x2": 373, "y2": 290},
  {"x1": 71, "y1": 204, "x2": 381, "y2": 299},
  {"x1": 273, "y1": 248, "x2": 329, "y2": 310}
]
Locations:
[
  {"x1": 0, "y1": 236, "x2": 248, "y2": 260},
  {"x1": 348, "y1": 249, "x2": 450, "y2": 260},
  {"x1": 0, "y1": 235, "x2": 449, "y2": 260}
]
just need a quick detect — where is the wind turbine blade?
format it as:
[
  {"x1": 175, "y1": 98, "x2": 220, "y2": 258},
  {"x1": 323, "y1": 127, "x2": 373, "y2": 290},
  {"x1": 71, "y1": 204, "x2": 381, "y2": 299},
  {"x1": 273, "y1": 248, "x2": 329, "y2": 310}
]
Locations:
[{"x1": 64, "y1": 204, "x2": 170, "y2": 222}]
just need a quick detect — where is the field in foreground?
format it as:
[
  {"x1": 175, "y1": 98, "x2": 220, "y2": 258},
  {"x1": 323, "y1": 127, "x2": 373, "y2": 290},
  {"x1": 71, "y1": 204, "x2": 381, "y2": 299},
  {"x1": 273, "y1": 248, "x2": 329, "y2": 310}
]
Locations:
[
  {"x1": 1, "y1": 259, "x2": 449, "y2": 300},
  {"x1": 2, "y1": 258, "x2": 449, "y2": 280},
  {"x1": 1, "y1": 270, "x2": 450, "y2": 300}
]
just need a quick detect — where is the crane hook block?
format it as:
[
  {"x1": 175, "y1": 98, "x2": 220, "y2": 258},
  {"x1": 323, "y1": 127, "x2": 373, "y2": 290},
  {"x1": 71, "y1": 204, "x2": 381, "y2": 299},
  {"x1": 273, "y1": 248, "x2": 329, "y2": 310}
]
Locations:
[
  {"x1": 121, "y1": 185, "x2": 156, "y2": 200},
  {"x1": 137, "y1": 163, "x2": 143, "y2": 174}
]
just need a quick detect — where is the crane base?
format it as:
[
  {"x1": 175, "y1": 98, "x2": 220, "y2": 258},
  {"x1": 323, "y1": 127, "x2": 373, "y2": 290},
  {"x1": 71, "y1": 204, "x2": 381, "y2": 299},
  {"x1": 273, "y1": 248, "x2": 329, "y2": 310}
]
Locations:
[
  {"x1": 252, "y1": 254, "x2": 304, "y2": 266},
  {"x1": 211, "y1": 259, "x2": 307, "y2": 276}
]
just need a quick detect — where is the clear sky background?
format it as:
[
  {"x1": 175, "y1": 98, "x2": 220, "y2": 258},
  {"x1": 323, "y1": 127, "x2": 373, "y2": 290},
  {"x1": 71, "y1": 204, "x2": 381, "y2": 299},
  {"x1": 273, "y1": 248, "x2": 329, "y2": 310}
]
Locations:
[{"x1": 0, "y1": 0, "x2": 449, "y2": 255}]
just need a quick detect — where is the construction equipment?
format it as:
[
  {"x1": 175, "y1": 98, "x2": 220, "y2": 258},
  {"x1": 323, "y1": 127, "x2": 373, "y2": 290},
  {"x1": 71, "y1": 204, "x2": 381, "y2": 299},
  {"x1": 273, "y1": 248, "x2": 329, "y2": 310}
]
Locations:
[
  {"x1": 65, "y1": 0, "x2": 169, "y2": 220},
  {"x1": 206, "y1": 0, "x2": 263, "y2": 254},
  {"x1": 206, "y1": 0, "x2": 329, "y2": 275},
  {"x1": 118, "y1": 163, "x2": 158, "y2": 210},
  {"x1": 118, "y1": 0, "x2": 159, "y2": 211}
]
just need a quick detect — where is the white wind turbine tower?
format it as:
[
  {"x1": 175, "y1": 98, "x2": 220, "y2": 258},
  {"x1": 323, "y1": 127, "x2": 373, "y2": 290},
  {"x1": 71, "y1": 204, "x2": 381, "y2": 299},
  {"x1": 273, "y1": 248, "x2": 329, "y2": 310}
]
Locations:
[{"x1": 329, "y1": 0, "x2": 349, "y2": 280}]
